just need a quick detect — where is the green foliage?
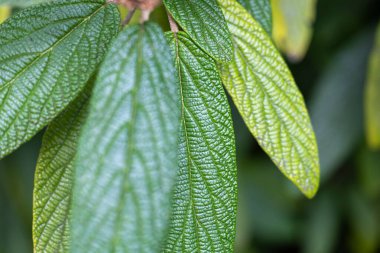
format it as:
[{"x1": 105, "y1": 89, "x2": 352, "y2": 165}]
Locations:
[
  {"x1": 33, "y1": 83, "x2": 91, "y2": 252},
  {"x1": 237, "y1": 0, "x2": 272, "y2": 35},
  {"x1": 163, "y1": 0, "x2": 233, "y2": 63},
  {"x1": 71, "y1": 22, "x2": 180, "y2": 252},
  {"x1": 218, "y1": 0, "x2": 319, "y2": 198},
  {"x1": 0, "y1": 0, "x2": 120, "y2": 159},
  {"x1": 365, "y1": 23, "x2": 380, "y2": 149},
  {"x1": 165, "y1": 32, "x2": 237, "y2": 252},
  {"x1": 0, "y1": 0, "x2": 335, "y2": 252}
]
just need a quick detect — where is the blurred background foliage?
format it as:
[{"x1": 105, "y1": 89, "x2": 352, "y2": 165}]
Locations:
[{"x1": 1, "y1": 0, "x2": 380, "y2": 252}]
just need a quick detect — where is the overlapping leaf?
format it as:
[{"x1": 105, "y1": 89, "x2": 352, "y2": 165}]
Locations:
[
  {"x1": 33, "y1": 84, "x2": 91, "y2": 253},
  {"x1": 71, "y1": 23, "x2": 180, "y2": 252},
  {"x1": 0, "y1": 0, "x2": 47, "y2": 7},
  {"x1": 271, "y1": 0, "x2": 317, "y2": 61},
  {"x1": 163, "y1": 0, "x2": 233, "y2": 63},
  {"x1": 237, "y1": 0, "x2": 272, "y2": 35},
  {"x1": 0, "y1": 0, "x2": 120, "y2": 159},
  {"x1": 218, "y1": 0, "x2": 319, "y2": 198},
  {"x1": 365, "y1": 23, "x2": 380, "y2": 149},
  {"x1": 165, "y1": 32, "x2": 237, "y2": 252}
]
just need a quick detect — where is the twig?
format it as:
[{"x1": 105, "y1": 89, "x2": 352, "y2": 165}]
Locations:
[
  {"x1": 167, "y1": 12, "x2": 179, "y2": 33},
  {"x1": 122, "y1": 8, "x2": 137, "y2": 26}
]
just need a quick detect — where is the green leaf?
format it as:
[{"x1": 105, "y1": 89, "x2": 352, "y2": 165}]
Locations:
[
  {"x1": 71, "y1": 22, "x2": 180, "y2": 252},
  {"x1": 365, "y1": 23, "x2": 380, "y2": 149},
  {"x1": 0, "y1": 0, "x2": 47, "y2": 7},
  {"x1": 0, "y1": 0, "x2": 120, "y2": 159},
  {"x1": 271, "y1": 0, "x2": 317, "y2": 61},
  {"x1": 165, "y1": 32, "x2": 237, "y2": 252},
  {"x1": 163, "y1": 0, "x2": 233, "y2": 63},
  {"x1": 218, "y1": 0, "x2": 319, "y2": 198},
  {"x1": 310, "y1": 30, "x2": 374, "y2": 181},
  {"x1": 237, "y1": 0, "x2": 272, "y2": 35},
  {"x1": 32, "y1": 83, "x2": 91, "y2": 253}
]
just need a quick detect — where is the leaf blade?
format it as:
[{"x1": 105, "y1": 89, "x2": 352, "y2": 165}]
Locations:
[
  {"x1": 237, "y1": 0, "x2": 272, "y2": 35},
  {"x1": 165, "y1": 32, "x2": 238, "y2": 252},
  {"x1": 32, "y1": 84, "x2": 91, "y2": 253},
  {"x1": 163, "y1": 0, "x2": 233, "y2": 63},
  {"x1": 218, "y1": 0, "x2": 319, "y2": 198},
  {"x1": 0, "y1": 0, "x2": 120, "y2": 159},
  {"x1": 365, "y1": 23, "x2": 380, "y2": 149},
  {"x1": 71, "y1": 22, "x2": 180, "y2": 252}
]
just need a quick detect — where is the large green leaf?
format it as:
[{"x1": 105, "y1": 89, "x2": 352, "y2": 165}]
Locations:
[
  {"x1": 365, "y1": 23, "x2": 380, "y2": 149},
  {"x1": 71, "y1": 22, "x2": 180, "y2": 252},
  {"x1": 237, "y1": 0, "x2": 272, "y2": 35},
  {"x1": 218, "y1": 0, "x2": 319, "y2": 198},
  {"x1": 33, "y1": 84, "x2": 91, "y2": 253},
  {"x1": 271, "y1": 0, "x2": 317, "y2": 61},
  {"x1": 0, "y1": 0, "x2": 120, "y2": 159},
  {"x1": 163, "y1": 0, "x2": 233, "y2": 63},
  {"x1": 165, "y1": 32, "x2": 237, "y2": 252}
]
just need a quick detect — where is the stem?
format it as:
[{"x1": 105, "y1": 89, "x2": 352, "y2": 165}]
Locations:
[
  {"x1": 167, "y1": 12, "x2": 179, "y2": 33},
  {"x1": 122, "y1": 8, "x2": 137, "y2": 26}
]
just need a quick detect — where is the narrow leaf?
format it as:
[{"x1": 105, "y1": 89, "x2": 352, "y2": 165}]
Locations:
[
  {"x1": 71, "y1": 22, "x2": 180, "y2": 252},
  {"x1": 0, "y1": 0, "x2": 120, "y2": 159},
  {"x1": 163, "y1": 0, "x2": 233, "y2": 63},
  {"x1": 33, "y1": 84, "x2": 91, "y2": 253},
  {"x1": 218, "y1": 0, "x2": 319, "y2": 198},
  {"x1": 271, "y1": 0, "x2": 317, "y2": 61},
  {"x1": 365, "y1": 23, "x2": 380, "y2": 149},
  {"x1": 165, "y1": 32, "x2": 237, "y2": 252},
  {"x1": 237, "y1": 0, "x2": 272, "y2": 35}
]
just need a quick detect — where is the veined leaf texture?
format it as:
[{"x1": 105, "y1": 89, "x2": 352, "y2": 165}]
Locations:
[
  {"x1": 365, "y1": 23, "x2": 380, "y2": 149},
  {"x1": 163, "y1": 0, "x2": 233, "y2": 63},
  {"x1": 0, "y1": 0, "x2": 120, "y2": 159},
  {"x1": 237, "y1": 0, "x2": 272, "y2": 35},
  {"x1": 33, "y1": 84, "x2": 91, "y2": 253},
  {"x1": 71, "y1": 23, "x2": 181, "y2": 252},
  {"x1": 218, "y1": 0, "x2": 319, "y2": 198},
  {"x1": 165, "y1": 32, "x2": 237, "y2": 252}
]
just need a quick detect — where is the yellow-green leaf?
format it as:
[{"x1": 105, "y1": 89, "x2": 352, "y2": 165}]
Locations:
[
  {"x1": 0, "y1": 6, "x2": 10, "y2": 23},
  {"x1": 271, "y1": 0, "x2": 317, "y2": 61},
  {"x1": 365, "y1": 23, "x2": 380, "y2": 149},
  {"x1": 33, "y1": 84, "x2": 91, "y2": 253},
  {"x1": 218, "y1": 0, "x2": 319, "y2": 198}
]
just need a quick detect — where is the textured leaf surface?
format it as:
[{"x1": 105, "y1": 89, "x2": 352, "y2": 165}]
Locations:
[
  {"x1": 365, "y1": 23, "x2": 380, "y2": 149},
  {"x1": 0, "y1": 0, "x2": 120, "y2": 159},
  {"x1": 163, "y1": 0, "x2": 233, "y2": 63},
  {"x1": 33, "y1": 85, "x2": 91, "y2": 253},
  {"x1": 71, "y1": 23, "x2": 180, "y2": 252},
  {"x1": 0, "y1": 5, "x2": 10, "y2": 23},
  {"x1": 218, "y1": 0, "x2": 319, "y2": 198},
  {"x1": 311, "y1": 30, "x2": 374, "y2": 181},
  {"x1": 271, "y1": 0, "x2": 316, "y2": 61},
  {"x1": 0, "y1": 0, "x2": 47, "y2": 6},
  {"x1": 165, "y1": 32, "x2": 237, "y2": 252},
  {"x1": 237, "y1": 0, "x2": 272, "y2": 35}
]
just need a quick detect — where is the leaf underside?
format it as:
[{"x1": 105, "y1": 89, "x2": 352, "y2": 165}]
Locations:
[
  {"x1": 33, "y1": 83, "x2": 91, "y2": 253},
  {"x1": 165, "y1": 32, "x2": 237, "y2": 252},
  {"x1": 163, "y1": 0, "x2": 233, "y2": 63},
  {"x1": 365, "y1": 23, "x2": 380, "y2": 149},
  {"x1": 237, "y1": 0, "x2": 272, "y2": 35},
  {"x1": 71, "y1": 22, "x2": 180, "y2": 252},
  {"x1": 0, "y1": 0, "x2": 120, "y2": 159},
  {"x1": 218, "y1": 0, "x2": 319, "y2": 198}
]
